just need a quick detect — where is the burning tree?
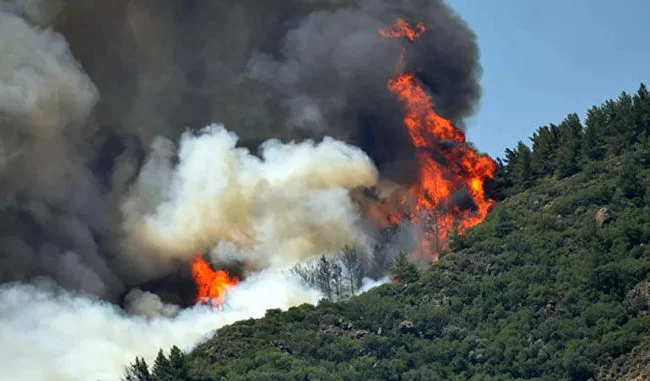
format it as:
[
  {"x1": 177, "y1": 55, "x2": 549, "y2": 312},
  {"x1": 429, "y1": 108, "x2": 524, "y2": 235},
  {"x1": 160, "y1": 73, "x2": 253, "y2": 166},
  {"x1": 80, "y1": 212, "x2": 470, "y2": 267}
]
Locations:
[{"x1": 380, "y1": 19, "x2": 497, "y2": 260}]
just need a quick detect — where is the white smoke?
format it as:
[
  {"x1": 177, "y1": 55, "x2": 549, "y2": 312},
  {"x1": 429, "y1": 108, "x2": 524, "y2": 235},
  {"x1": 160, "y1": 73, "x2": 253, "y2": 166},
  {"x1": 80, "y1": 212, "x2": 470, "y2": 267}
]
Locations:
[
  {"x1": 359, "y1": 276, "x2": 390, "y2": 294},
  {"x1": 0, "y1": 272, "x2": 322, "y2": 381},
  {"x1": 121, "y1": 124, "x2": 379, "y2": 279}
]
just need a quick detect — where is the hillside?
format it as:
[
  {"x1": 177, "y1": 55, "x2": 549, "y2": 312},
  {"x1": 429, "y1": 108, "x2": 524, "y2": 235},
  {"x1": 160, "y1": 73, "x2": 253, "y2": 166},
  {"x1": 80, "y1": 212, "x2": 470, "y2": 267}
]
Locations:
[{"x1": 124, "y1": 84, "x2": 650, "y2": 381}]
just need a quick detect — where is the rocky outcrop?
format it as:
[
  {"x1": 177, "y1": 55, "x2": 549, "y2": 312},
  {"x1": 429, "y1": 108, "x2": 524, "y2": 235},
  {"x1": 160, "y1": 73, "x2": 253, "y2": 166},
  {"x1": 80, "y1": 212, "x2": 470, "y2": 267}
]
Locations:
[
  {"x1": 322, "y1": 317, "x2": 370, "y2": 339},
  {"x1": 595, "y1": 207, "x2": 613, "y2": 227}
]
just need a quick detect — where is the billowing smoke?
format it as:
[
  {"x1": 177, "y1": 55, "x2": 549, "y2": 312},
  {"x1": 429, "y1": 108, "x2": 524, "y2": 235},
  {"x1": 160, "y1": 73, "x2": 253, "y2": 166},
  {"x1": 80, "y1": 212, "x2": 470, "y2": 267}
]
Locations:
[
  {"x1": 0, "y1": 4, "x2": 122, "y2": 298},
  {"x1": 121, "y1": 124, "x2": 377, "y2": 281},
  {"x1": 0, "y1": 274, "x2": 321, "y2": 381},
  {"x1": 0, "y1": 0, "x2": 481, "y2": 379}
]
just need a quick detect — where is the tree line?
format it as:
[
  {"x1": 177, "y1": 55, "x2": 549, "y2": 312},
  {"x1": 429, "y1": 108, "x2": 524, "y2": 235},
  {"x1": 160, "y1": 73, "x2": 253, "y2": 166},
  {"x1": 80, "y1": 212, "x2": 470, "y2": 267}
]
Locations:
[{"x1": 495, "y1": 83, "x2": 649, "y2": 197}]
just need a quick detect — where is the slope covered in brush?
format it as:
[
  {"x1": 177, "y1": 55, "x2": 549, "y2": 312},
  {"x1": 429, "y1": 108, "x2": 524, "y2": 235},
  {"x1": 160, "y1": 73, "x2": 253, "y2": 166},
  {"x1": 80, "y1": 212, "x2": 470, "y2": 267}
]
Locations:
[{"x1": 125, "y1": 84, "x2": 650, "y2": 380}]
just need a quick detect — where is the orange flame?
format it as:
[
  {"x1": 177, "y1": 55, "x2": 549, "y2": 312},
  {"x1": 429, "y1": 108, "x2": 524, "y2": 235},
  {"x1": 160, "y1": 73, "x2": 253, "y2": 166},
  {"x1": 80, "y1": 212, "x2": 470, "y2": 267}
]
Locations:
[
  {"x1": 380, "y1": 19, "x2": 497, "y2": 260},
  {"x1": 379, "y1": 18, "x2": 426, "y2": 41},
  {"x1": 190, "y1": 255, "x2": 239, "y2": 306}
]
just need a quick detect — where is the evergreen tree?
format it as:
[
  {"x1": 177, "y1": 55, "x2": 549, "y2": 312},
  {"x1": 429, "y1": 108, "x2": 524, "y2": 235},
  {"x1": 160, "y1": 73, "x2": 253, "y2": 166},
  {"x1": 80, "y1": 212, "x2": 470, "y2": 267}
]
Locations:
[
  {"x1": 331, "y1": 261, "x2": 343, "y2": 301},
  {"x1": 555, "y1": 113, "x2": 583, "y2": 178},
  {"x1": 531, "y1": 124, "x2": 560, "y2": 176},
  {"x1": 390, "y1": 252, "x2": 419, "y2": 284},
  {"x1": 122, "y1": 357, "x2": 151, "y2": 381},
  {"x1": 151, "y1": 349, "x2": 172, "y2": 381},
  {"x1": 489, "y1": 157, "x2": 512, "y2": 200},
  {"x1": 582, "y1": 106, "x2": 607, "y2": 160},
  {"x1": 448, "y1": 221, "x2": 469, "y2": 251},
  {"x1": 168, "y1": 346, "x2": 189, "y2": 380},
  {"x1": 615, "y1": 92, "x2": 637, "y2": 144},
  {"x1": 506, "y1": 141, "x2": 533, "y2": 190},
  {"x1": 602, "y1": 93, "x2": 636, "y2": 154},
  {"x1": 316, "y1": 255, "x2": 333, "y2": 300},
  {"x1": 632, "y1": 83, "x2": 650, "y2": 140}
]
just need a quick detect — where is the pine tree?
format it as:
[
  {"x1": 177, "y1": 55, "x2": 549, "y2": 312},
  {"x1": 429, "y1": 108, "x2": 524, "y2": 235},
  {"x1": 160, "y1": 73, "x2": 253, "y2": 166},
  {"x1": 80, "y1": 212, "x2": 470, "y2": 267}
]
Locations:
[
  {"x1": 603, "y1": 92, "x2": 636, "y2": 154},
  {"x1": 168, "y1": 346, "x2": 189, "y2": 380},
  {"x1": 331, "y1": 261, "x2": 343, "y2": 301},
  {"x1": 448, "y1": 221, "x2": 469, "y2": 251},
  {"x1": 632, "y1": 83, "x2": 650, "y2": 138},
  {"x1": 151, "y1": 349, "x2": 172, "y2": 381},
  {"x1": 316, "y1": 255, "x2": 333, "y2": 300},
  {"x1": 122, "y1": 357, "x2": 151, "y2": 381},
  {"x1": 555, "y1": 113, "x2": 583, "y2": 178},
  {"x1": 508, "y1": 141, "x2": 533, "y2": 190},
  {"x1": 531, "y1": 124, "x2": 560, "y2": 176},
  {"x1": 582, "y1": 106, "x2": 607, "y2": 160},
  {"x1": 390, "y1": 252, "x2": 419, "y2": 284},
  {"x1": 489, "y1": 157, "x2": 512, "y2": 199}
]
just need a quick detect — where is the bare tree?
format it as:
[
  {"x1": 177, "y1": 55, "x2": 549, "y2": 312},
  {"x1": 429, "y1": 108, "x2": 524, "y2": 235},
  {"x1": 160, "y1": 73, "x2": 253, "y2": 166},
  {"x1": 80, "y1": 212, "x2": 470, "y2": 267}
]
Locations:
[
  {"x1": 291, "y1": 262, "x2": 316, "y2": 288},
  {"x1": 292, "y1": 251, "x2": 366, "y2": 301},
  {"x1": 368, "y1": 226, "x2": 397, "y2": 279},
  {"x1": 331, "y1": 261, "x2": 342, "y2": 301},
  {"x1": 339, "y1": 245, "x2": 365, "y2": 295},
  {"x1": 315, "y1": 255, "x2": 333, "y2": 300}
]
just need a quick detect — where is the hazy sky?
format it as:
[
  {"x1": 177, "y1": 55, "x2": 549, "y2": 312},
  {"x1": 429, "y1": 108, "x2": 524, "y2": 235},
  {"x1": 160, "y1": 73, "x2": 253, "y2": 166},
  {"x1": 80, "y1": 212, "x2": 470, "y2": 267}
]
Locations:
[{"x1": 447, "y1": 0, "x2": 649, "y2": 158}]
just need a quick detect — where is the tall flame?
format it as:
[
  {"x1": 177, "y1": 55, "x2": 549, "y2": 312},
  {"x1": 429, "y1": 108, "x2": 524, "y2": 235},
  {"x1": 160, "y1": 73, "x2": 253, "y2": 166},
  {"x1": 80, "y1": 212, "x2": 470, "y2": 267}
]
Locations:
[
  {"x1": 190, "y1": 255, "x2": 239, "y2": 306},
  {"x1": 380, "y1": 19, "x2": 497, "y2": 259}
]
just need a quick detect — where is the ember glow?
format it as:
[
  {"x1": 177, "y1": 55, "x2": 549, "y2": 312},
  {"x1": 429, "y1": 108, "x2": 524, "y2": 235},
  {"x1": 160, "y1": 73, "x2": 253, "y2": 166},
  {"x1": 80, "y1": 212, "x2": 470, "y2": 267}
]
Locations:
[
  {"x1": 190, "y1": 255, "x2": 239, "y2": 306},
  {"x1": 379, "y1": 18, "x2": 426, "y2": 41},
  {"x1": 381, "y1": 19, "x2": 497, "y2": 259}
]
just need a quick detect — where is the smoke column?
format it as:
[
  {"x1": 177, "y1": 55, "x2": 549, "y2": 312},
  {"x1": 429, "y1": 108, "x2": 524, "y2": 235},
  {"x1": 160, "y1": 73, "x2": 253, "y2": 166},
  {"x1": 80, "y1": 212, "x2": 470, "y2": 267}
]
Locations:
[{"x1": 0, "y1": 0, "x2": 482, "y2": 379}]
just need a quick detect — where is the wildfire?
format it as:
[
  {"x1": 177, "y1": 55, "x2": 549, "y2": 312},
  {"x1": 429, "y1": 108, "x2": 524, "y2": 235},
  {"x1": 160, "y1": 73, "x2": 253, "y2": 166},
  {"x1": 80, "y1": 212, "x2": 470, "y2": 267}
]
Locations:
[
  {"x1": 380, "y1": 19, "x2": 497, "y2": 259},
  {"x1": 190, "y1": 255, "x2": 239, "y2": 307}
]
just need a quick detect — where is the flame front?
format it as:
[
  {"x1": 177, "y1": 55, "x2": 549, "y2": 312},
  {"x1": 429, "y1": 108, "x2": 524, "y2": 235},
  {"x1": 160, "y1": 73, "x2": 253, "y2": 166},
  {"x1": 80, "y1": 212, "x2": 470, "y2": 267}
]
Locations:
[
  {"x1": 190, "y1": 255, "x2": 239, "y2": 306},
  {"x1": 381, "y1": 19, "x2": 497, "y2": 259}
]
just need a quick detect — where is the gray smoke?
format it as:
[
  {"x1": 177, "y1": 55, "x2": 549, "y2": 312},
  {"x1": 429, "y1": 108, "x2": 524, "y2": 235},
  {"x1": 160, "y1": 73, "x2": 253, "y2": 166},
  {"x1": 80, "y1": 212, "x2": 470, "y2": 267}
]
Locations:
[
  {"x1": 0, "y1": 0, "x2": 480, "y2": 301},
  {"x1": 51, "y1": 0, "x2": 480, "y2": 173}
]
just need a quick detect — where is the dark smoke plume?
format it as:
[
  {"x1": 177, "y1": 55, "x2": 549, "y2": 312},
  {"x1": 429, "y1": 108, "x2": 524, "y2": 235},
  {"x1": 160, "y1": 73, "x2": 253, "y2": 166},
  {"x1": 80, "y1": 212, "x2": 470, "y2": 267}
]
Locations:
[{"x1": 0, "y1": 0, "x2": 480, "y2": 301}]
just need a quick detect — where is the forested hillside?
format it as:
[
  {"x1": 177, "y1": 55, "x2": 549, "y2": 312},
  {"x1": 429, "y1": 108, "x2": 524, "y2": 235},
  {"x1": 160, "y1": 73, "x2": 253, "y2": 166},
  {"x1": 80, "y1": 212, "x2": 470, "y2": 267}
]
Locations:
[{"x1": 124, "y1": 84, "x2": 650, "y2": 381}]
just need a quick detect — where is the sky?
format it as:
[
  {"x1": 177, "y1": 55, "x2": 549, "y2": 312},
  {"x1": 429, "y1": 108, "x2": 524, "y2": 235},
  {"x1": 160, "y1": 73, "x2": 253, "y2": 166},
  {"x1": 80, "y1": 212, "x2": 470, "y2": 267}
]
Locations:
[{"x1": 447, "y1": 0, "x2": 649, "y2": 159}]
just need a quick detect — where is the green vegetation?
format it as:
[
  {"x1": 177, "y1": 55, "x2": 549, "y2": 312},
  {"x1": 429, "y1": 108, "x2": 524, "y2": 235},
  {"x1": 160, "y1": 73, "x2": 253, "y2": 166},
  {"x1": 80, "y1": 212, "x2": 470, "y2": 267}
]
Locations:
[{"x1": 124, "y1": 84, "x2": 650, "y2": 380}]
